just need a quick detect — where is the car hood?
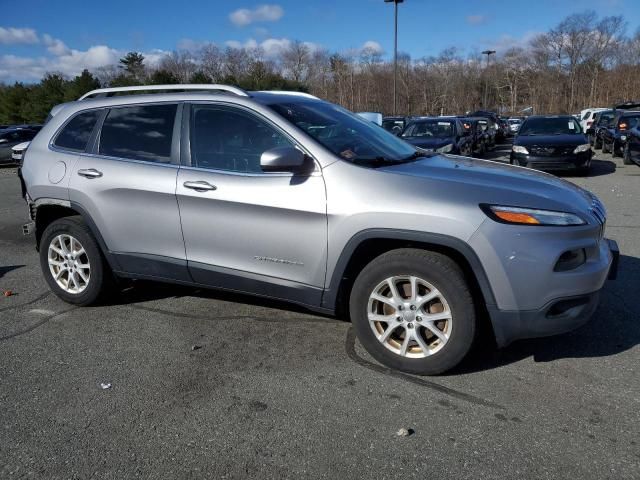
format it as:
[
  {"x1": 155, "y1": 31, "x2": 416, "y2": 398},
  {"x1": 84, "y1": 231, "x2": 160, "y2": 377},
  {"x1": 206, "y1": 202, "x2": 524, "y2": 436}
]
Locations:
[
  {"x1": 378, "y1": 154, "x2": 596, "y2": 215},
  {"x1": 402, "y1": 137, "x2": 453, "y2": 149},
  {"x1": 515, "y1": 134, "x2": 587, "y2": 147}
]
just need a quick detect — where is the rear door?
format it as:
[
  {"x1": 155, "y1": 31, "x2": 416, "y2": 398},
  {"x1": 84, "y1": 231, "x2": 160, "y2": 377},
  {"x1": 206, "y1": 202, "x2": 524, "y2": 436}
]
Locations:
[
  {"x1": 68, "y1": 102, "x2": 189, "y2": 280},
  {"x1": 176, "y1": 103, "x2": 327, "y2": 305}
]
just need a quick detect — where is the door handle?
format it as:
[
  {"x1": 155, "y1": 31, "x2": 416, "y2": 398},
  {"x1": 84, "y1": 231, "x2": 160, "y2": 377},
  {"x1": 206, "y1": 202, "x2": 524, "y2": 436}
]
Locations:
[
  {"x1": 77, "y1": 168, "x2": 103, "y2": 179},
  {"x1": 183, "y1": 180, "x2": 217, "y2": 192}
]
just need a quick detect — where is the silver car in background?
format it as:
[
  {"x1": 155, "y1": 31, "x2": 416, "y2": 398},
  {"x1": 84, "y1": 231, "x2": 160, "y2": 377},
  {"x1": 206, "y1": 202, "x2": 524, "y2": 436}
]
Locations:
[{"x1": 20, "y1": 84, "x2": 619, "y2": 374}]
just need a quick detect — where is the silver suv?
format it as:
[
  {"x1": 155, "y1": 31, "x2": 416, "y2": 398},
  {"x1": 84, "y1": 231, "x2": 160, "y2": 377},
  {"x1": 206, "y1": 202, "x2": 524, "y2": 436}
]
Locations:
[{"x1": 20, "y1": 84, "x2": 619, "y2": 375}]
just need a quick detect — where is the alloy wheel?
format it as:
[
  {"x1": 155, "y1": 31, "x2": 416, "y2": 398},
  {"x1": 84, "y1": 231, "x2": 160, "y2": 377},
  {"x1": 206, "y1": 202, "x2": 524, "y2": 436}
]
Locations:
[
  {"x1": 47, "y1": 234, "x2": 91, "y2": 294},
  {"x1": 367, "y1": 276, "x2": 452, "y2": 358}
]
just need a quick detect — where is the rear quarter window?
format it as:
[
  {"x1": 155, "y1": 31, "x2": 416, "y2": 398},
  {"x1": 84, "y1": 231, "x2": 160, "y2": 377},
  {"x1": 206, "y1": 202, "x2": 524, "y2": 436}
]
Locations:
[{"x1": 53, "y1": 110, "x2": 101, "y2": 152}]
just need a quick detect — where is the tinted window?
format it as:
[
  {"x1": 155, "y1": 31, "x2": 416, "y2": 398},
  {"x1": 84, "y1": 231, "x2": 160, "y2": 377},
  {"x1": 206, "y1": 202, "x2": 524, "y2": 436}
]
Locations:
[
  {"x1": 54, "y1": 110, "x2": 100, "y2": 151},
  {"x1": 191, "y1": 106, "x2": 293, "y2": 173},
  {"x1": 99, "y1": 104, "x2": 177, "y2": 163},
  {"x1": 268, "y1": 101, "x2": 416, "y2": 166},
  {"x1": 402, "y1": 121, "x2": 454, "y2": 138},
  {"x1": 519, "y1": 117, "x2": 582, "y2": 136}
]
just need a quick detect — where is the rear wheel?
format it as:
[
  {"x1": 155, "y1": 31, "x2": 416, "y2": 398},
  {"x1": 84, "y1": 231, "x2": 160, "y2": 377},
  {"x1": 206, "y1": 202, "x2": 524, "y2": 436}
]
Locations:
[
  {"x1": 39, "y1": 216, "x2": 113, "y2": 305},
  {"x1": 349, "y1": 249, "x2": 476, "y2": 375},
  {"x1": 623, "y1": 143, "x2": 633, "y2": 165},
  {"x1": 594, "y1": 136, "x2": 602, "y2": 149},
  {"x1": 612, "y1": 141, "x2": 621, "y2": 158}
]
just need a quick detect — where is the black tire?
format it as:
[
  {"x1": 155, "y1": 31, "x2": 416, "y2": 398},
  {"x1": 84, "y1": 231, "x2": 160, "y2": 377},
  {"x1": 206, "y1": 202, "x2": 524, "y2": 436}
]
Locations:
[
  {"x1": 39, "y1": 216, "x2": 113, "y2": 306},
  {"x1": 349, "y1": 248, "x2": 476, "y2": 375},
  {"x1": 602, "y1": 140, "x2": 610, "y2": 154},
  {"x1": 623, "y1": 143, "x2": 633, "y2": 165},
  {"x1": 612, "y1": 141, "x2": 621, "y2": 158},
  {"x1": 594, "y1": 136, "x2": 602, "y2": 149}
]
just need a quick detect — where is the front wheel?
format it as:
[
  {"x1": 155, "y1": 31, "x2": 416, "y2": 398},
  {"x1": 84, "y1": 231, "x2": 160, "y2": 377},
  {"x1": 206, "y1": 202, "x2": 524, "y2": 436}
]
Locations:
[
  {"x1": 612, "y1": 141, "x2": 621, "y2": 158},
  {"x1": 39, "y1": 216, "x2": 113, "y2": 305},
  {"x1": 349, "y1": 249, "x2": 476, "y2": 375},
  {"x1": 594, "y1": 136, "x2": 602, "y2": 149},
  {"x1": 602, "y1": 140, "x2": 610, "y2": 154}
]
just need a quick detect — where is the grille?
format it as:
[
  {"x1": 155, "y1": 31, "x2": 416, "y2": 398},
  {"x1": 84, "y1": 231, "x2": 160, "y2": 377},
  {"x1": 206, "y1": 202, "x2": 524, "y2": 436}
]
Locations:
[{"x1": 529, "y1": 145, "x2": 575, "y2": 156}]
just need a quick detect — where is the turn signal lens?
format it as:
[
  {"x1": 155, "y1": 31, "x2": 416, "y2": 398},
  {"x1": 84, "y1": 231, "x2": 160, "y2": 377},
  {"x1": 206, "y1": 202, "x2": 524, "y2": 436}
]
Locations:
[{"x1": 493, "y1": 211, "x2": 540, "y2": 224}]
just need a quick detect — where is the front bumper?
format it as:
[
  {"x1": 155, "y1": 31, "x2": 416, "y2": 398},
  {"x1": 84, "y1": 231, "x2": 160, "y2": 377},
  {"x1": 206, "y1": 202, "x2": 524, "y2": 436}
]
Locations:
[
  {"x1": 488, "y1": 238, "x2": 618, "y2": 347},
  {"x1": 511, "y1": 152, "x2": 591, "y2": 170}
]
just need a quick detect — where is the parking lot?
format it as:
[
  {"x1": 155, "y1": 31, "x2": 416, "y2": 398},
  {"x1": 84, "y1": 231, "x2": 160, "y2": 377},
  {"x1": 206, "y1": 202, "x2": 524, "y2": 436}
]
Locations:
[{"x1": 1, "y1": 144, "x2": 639, "y2": 479}]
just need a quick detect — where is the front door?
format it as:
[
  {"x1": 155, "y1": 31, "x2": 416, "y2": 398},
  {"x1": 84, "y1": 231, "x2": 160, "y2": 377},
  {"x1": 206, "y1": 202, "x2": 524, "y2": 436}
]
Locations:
[{"x1": 176, "y1": 103, "x2": 327, "y2": 305}]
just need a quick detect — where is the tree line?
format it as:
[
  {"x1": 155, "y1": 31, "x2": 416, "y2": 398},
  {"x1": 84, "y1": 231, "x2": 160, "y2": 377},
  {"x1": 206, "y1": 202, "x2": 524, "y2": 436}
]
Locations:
[{"x1": 1, "y1": 10, "x2": 639, "y2": 124}]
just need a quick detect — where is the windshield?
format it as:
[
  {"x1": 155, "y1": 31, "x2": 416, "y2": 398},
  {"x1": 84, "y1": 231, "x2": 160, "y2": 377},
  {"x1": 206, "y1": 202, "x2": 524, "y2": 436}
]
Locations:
[
  {"x1": 597, "y1": 112, "x2": 614, "y2": 126},
  {"x1": 402, "y1": 120, "x2": 454, "y2": 138},
  {"x1": 268, "y1": 101, "x2": 417, "y2": 165},
  {"x1": 519, "y1": 117, "x2": 582, "y2": 136}
]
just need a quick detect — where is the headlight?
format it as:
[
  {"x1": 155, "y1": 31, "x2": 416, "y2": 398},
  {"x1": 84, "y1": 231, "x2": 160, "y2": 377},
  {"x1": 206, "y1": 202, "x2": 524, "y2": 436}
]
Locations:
[
  {"x1": 620, "y1": 135, "x2": 627, "y2": 141},
  {"x1": 573, "y1": 144, "x2": 591, "y2": 153},
  {"x1": 512, "y1": 145, "x2": 529, "y2": 154},
  {"x1": 481, "y1": 205, "x2": 586, "y2": 226},
  {"x1": 436, "y1": 143, "x2": 453, "y2": 153}
]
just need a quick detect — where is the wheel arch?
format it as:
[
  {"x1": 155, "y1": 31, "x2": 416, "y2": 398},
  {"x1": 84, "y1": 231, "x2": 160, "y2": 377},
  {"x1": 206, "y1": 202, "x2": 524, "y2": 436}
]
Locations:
[
  {"x1": 34, "y1": 200, "x2": 120, "y2": 271},
  {"x1": 322, "y1": 229, "x2": 497, "y2": 321}
]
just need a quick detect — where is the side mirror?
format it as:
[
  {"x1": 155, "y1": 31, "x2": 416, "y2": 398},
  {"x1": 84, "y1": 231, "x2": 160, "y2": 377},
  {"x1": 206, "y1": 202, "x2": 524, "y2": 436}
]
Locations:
[
  {"x1": 391, "y1": 125, "x2": 403, "y2": 136},
  {"x1": 260, "y1": 146, "x2": 309, "y2": 173}
]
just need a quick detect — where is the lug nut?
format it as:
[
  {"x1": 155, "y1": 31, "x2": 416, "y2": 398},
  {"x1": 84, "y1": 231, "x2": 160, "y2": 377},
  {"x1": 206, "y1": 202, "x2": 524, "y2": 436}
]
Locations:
[
  {"x1": 396, "y1": 316, "x2": 402, "y2": 322},
  {"x1": 407, "y1": 323, "x2": 414, "y2": 329},
  {"x1": 397, "y1": 305, "x2": 403, "y2": 311},
  {"x1": 416, "y1": 316, "x2": 422, "y2": 322},
  {"x1": 410, "y1": 305, "x2": 416, "y2": 310}
]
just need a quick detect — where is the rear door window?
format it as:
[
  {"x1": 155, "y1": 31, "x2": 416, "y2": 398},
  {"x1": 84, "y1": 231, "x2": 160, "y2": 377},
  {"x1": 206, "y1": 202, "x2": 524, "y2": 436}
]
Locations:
[
  {"x1": 53, "y1": 110, "x2": 101, "y2": 152},
  {"x1": 99, "y1": 104, "x2": 177, "y2": 163}
]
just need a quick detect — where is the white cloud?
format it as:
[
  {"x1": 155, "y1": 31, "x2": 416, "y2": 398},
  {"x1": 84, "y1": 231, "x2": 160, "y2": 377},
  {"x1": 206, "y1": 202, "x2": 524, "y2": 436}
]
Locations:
[
  {"x1": 482, "y1": 31, "x2": 541, "y2": 53},
  {"x1": 42, "y1": 34, "x2": 70, "y2": 56},
  {"x1": 225, "y1": 37, "x2": 322, "y2": 58},
  {"x1": 177, "y1": 38, "x2": 212, "y2": 52},
  {"x1": 0, "y1": 44, "x2": 168, "y2": 82},
  {"x1": 466, "y1": 15, "x2": 488, "y2": 26},
  {"x1": 0, "y1": 27, "x2": 39, "y2": 45},
  {"x1": 361, "y1": 40, "x2": 383, "y2": 55},
  {"x1": 229, "y1": 4, "x2": 284, "y2": 27}
]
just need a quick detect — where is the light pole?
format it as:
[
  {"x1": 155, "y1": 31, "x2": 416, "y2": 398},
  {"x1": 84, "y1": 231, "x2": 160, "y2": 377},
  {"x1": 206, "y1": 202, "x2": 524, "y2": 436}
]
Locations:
[
  {"x1": 481, "y1": 49, "x2": 496, "y2": 110},
  {"x1": 385, "y1": 0, "x2": 403, "y2": 115}
]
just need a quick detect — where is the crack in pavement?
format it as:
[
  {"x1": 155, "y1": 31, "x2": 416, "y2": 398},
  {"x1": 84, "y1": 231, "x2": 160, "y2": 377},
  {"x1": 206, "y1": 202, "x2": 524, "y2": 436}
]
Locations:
[
  {"x1": 0, "y1": 306, "x2": 78, "y2": 341},
  {"x1": 0, "y1": 291, "x2": 51, "y2": 314},
  {"x1": 344, "y1": 327, "x2": 505, "y2": 410},
  {"x1": 128, "y1": 303, "x2": 345, "y2": 325}
]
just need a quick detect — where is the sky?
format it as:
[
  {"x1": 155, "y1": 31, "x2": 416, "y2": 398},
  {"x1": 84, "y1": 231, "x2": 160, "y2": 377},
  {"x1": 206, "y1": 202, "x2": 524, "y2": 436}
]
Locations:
[{"x1": 1, "y1": 0, "x2": 638, "y2": 82}]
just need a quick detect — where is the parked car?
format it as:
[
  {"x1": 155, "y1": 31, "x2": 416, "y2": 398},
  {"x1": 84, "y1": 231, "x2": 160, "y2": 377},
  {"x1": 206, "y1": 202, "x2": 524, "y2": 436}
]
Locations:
[
  {"x1": 468, "y1": 116, "x2": 496, "y2": 150},
  {"x1": 507, "y1": 118, "x2": 523, "y2": 134},
  {"x1": 587, "y1": 110, "x2": 614, "y2": 149},
  {"x1": 458, "y1": 117, "x2": 490, "y2": 157},
  {"x1": 0, "y1": 128, "x2": 39, "y2": 164},
  {"x1": 510, "y1": 115, "x2": 592, "y2": 174},
  {"x1": 469, "y1": 111, "x2": 504, "y2": 142},
  {"x1": 400, "y1": 117, "x2": 473, "y2": 155},
  {"x1": 382, "y1": 116, "x2": 410, "y2": 135},
  {"x1": 20, "y1": 84, "x2": 617, "y2": 375},
  {"x1": 600, "y1": 110, "x2": 640, "y2": 157},
  {"x1": 11, "y1": 141, "x2": 30, "y2": 165},
  {"x1": 579, "y1": 107, "x2": 607, "y2": 133},
  {"x1": 622, "y1": 116, "x2": 640, "y2": 167}
]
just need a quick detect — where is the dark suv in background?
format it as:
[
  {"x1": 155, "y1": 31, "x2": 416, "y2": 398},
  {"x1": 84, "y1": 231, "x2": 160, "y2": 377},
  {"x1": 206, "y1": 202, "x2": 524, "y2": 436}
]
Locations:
[{"x1": 400, "y1": 117, "x2": 473, "y2": 155}]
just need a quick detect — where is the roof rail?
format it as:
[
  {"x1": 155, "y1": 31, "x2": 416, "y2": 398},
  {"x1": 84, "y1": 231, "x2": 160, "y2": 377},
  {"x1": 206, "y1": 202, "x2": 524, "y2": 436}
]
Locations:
[
  {"x1": 78, "y1": 84, "x2": 249, "y2": 100},
  {"x1": 256, "y1": 90, "x2": 319, "y2": 100}
]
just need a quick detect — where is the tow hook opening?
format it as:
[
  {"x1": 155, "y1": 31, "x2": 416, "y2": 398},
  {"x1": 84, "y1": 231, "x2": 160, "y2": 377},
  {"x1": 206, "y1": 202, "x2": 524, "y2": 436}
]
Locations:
[
  {"x1": 22, "y1": 222, "x2": 35, "y2": 236},
  {"x1": 546, "y1": 296, "x2": 590, "y2": 318}
]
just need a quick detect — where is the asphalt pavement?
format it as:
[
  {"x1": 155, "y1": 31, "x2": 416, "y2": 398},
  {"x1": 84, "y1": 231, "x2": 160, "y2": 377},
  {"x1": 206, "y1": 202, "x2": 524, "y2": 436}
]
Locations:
[{"x1": 1, "y1": 145, "x2": 639, "y2": 479}]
